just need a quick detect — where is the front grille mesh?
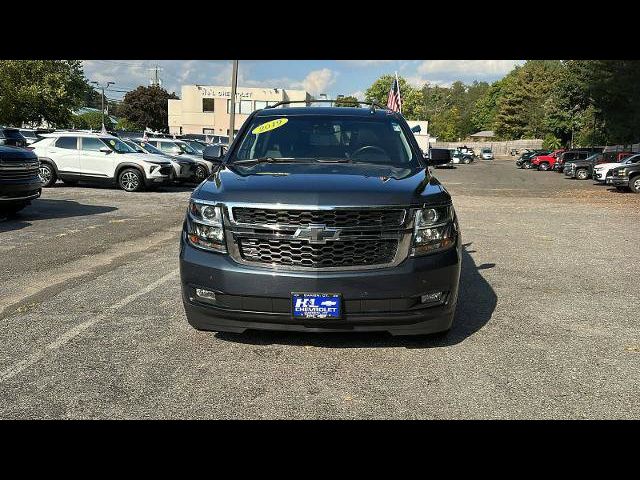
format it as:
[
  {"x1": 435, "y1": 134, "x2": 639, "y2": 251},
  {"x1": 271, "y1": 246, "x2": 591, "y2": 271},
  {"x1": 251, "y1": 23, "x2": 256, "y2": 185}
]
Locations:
[
  {"x1": 238, "y1": 237, "x2": 398, "y2": 268},
  {"x1": 233, "y1": 208, "x2": 404, "y2": 228}
]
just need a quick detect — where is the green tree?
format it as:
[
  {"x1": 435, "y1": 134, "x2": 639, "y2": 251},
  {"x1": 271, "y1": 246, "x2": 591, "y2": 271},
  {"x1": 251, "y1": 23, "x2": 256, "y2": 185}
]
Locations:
[
  {"x1": 334, "y1": 96, "x2": 360, "y2": 107},
  {"x1": 364, "y1": 75, "x2": 425, "y2": 120},
  {"x1": 76, "y1": 111, "x2": 114, "y2": 131},
  {"x1": 119, "y1": 85, "x2": 178, "y2": 131},
  {"x1": 494, "y1": 60, "x2": 563, "y2": 139},
  {"x1": 0, "y1": 60, "x2": 88, "y2": 127}
]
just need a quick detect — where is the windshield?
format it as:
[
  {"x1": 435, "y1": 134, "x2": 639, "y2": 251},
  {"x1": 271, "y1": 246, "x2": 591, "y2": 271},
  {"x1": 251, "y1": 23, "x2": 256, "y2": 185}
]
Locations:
[
  {"x1": 101, "y1": 137, "x2": 136, "y2": 153},
  {"x1": 232, "y1": 115, "x2": 416, "y2": 166},
  {"x1": 136, "y1": 141, "x2": 164, "y2": 155},
  {"x1": 185, "y1": 140, "x2": 205, "y2": 153},
  {"x1": 123, "y1": 140, "x2": 145, "y2": 153},
  {"x1": 622, "y1": 155, "x2": 640, "y2": 164},
  {"x1": 586, "y1": 153, "x2": 601, "y2": 162},
  {"x1": 176, "y1": 142, "x2": 197, "y2": 155}
]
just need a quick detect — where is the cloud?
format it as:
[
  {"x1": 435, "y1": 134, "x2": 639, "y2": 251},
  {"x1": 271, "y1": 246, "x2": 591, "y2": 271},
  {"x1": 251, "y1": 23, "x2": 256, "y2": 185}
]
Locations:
[
  {"x1": 417, "y1": 60, "x2": 523, "y2": 77},
  {"x1": 349, "y1": 90, "x2": 365, "y2": 101},
  {"x1": 298, "y1": 68, "x2": 337, "y2": 95},
  {"x1": 337, "y1": 60, "x2": 394, "y2": 67}
]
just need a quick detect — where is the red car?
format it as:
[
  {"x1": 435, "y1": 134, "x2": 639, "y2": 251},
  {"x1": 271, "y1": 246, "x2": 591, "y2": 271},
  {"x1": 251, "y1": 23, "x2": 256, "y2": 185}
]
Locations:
[{"x1": 531, "y1": 149, "x2": 566, "y2": 171}]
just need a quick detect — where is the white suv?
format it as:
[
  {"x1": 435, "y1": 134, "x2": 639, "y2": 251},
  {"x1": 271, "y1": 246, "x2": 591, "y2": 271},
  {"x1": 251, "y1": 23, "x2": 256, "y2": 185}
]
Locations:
[{"x1": 32, "y1": 132, "x2": 173, "y2": 192}]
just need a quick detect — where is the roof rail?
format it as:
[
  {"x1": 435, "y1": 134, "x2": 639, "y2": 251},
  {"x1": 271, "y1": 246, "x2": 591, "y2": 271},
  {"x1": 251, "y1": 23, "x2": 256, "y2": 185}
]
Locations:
[{"x1": 265, "y1": 99, "x2": 390, "y2": 113}]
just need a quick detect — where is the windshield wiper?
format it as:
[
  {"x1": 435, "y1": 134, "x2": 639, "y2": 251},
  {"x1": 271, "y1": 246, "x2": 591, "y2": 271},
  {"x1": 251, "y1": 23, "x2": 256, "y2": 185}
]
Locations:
[{"x1": 233, "y1": 157, "x2": 313, "y2": 165}]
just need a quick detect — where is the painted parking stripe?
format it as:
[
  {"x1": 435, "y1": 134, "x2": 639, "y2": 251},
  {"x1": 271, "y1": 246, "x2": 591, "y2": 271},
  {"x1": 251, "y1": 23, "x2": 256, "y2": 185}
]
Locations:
[{"x1": 0, "y1": 269, "x2": 179, "y2": 384}]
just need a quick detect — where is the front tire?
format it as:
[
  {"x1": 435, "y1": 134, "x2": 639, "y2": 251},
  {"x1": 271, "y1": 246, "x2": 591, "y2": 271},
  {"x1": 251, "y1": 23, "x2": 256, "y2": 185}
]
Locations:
[
  {"x1": 538, "y1": 162, "x2": 550, "y2": 171},
  {"x1": 575, "y1": 168, "x2": 589, "y2": 180},
  {"x1": 463, "y1": 157, "x2": 471, "y2": 165},
  {"x1": 194, "y1": 164, "x2": 208, "y2": 182},
  {"x1": 630, "y1": 176, "x2": 640, "y2": 194},
  {"x1": 39, "y1": 163, "x2": 57, "y2": 187},
  {"x1": 118, "y1": 168, "x2": 144, "y2": 192}
]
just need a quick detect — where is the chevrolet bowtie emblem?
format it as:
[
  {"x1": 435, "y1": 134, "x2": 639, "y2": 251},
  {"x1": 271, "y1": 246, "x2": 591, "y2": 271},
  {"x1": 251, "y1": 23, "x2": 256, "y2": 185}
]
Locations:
[{"x1": 293, "y1": 224, "x2": 341, "y2": 244}]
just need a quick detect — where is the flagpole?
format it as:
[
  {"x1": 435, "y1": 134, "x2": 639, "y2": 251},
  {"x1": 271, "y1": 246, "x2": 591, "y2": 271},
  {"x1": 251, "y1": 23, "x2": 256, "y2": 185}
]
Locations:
[{"x1": 395, "y1": 71, "x2": 402, "y2": 114}]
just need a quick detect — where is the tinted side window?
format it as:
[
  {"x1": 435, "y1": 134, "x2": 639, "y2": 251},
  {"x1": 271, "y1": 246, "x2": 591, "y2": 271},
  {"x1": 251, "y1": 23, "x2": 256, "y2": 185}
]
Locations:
[
  {"x1": 81, "y1": 137, "x2": 107, "y2": 151},
  {"x1": 55, "y1": 137, "x2": 78, "y2": 149},
  {"x1": 158, "y1": 142, "x2": 177, "y2": 153}
]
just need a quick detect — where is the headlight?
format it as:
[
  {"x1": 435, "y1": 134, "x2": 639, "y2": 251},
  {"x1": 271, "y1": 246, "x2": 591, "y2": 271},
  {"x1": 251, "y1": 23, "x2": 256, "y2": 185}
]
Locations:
[
  {"x1": 149, "y1": 165, "x2": 159, "y2": 173},
  {"x1": 187, "y1": 201, "x2": 226, "y2": 252},
  {"x1": 619, "y1": 169, "x2": 629, "y2": 176},
  {"x1": 412, "y1": 205, "x2": 457, "y2": 256}
]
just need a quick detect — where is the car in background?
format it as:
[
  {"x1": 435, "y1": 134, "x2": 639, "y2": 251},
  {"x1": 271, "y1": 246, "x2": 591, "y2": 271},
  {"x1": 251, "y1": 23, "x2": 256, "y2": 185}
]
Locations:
[
  {"x1": 452, "y1": 148, "x2": 474, "y2": 164},
  {"x1": 33, "y1": 132, "x2": 173, "y2": 192},
  {"x1": 516, "y1": 149, "x2": 549, "y2": 168},
  {"x1": 480, "y1": 148, "x2": 494, "y2": 160},
  {"x1": 0, "y1": 145, "x2": 41, "y2": 215},
  {"x1": 530, "y1": 149, "x2": 565, "y2": 171},
  {"x1": 123, "y1": 139, "x2": 196, "y2": 183},
  {"x1": 18, "y1": 129, "x2": 44, "y2": 145},
  {"x1": 144, "y1": 137, "x2": 218, "y2": 182},
  {"x1": 181, "y1": 138, "x2": 208, "y2": 155},
  {"x1": 610, "y1": 158, "x2": 640, "y2": 193},
  {"x1": 594, "y1": 154, "x2": 640, "y2": 183},
  {"x1": 554, "y1": 147, "x2": 604, "y2": 172},
  {"x1": 0, "y1": 127, "x2": 28, "y2": 148}
]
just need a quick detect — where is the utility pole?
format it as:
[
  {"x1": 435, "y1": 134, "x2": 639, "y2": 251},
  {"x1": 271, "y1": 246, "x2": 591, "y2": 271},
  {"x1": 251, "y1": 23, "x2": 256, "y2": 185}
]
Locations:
[
  {"x1": 229, "y1": 60, "x2": 239, "y2": 143},
  {"x1": 91, "y1": 81, "x2": 115, "y2": 133}
]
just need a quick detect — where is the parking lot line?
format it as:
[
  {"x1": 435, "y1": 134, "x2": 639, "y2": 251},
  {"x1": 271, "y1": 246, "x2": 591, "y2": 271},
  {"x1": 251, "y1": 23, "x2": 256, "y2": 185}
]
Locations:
[{"x1": 0, "y1": 268, "x2": 179, "y2": 384}]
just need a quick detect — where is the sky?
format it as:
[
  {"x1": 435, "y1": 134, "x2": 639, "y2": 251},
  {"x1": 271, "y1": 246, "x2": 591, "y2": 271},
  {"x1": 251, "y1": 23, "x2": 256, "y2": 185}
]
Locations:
[{"x1": 82, "y1": 60, "x2": 524, "y2": 102}]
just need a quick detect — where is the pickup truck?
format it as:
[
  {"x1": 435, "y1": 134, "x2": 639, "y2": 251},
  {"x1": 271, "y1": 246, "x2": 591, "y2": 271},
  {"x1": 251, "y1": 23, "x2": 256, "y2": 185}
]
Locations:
[
  {"x1": 530, "y1": 149, "x2": 565, "y2": 171},
  {"x1": 0, "y1": 145, "x2": 42, "y2": 215},
  {"x1": 609, "y1": 156, "x2": 640, "y2": 192},
  {"x1": 179, "y1": 103, "x2": 462, "y2": 336}
]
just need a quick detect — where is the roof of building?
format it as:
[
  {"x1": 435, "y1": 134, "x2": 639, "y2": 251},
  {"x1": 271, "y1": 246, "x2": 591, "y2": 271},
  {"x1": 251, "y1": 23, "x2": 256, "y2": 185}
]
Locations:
[{"x1": 470, "y1": 130, "x2": 495, "y2": 137}]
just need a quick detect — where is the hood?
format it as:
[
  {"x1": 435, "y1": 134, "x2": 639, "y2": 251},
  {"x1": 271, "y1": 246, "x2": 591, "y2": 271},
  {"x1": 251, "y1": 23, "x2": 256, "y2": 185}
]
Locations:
[
  {"x1": 140, "y1": 153, "x2": 173, "y2": 165},
  {"x1": 194, "y1": 162, "x2": 451, "y2": 207},
  {"x1": 0, "y1": 145, "x2": 37, "y2": 160},
  {"x1": 120, "y1": 152, "x2": 170, "y2": 165},
  {"x1": 595, "y1": 162, "x2": 622, "y2": 169}
]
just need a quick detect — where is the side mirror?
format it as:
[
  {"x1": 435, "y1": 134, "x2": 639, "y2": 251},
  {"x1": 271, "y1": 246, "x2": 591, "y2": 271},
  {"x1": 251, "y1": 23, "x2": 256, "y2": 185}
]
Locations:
[
  {"x1": 99, "y1": 147, "x2": 112, "y2": 154},
  {"x1": 203, "y1": 144, "x2": 226, "y2": 162},
  {"x1": 411, "y1": 125, "x2": 421, "y2": 133},
  {"x1": 426, "y1": 148, "x2": 451, "y2": 166}
]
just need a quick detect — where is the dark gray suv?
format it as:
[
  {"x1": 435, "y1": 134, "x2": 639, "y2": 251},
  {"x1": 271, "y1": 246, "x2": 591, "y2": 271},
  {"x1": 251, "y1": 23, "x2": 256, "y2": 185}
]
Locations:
[{"x1": 179, "y1": 103, "x2": 461, "y2": 336}]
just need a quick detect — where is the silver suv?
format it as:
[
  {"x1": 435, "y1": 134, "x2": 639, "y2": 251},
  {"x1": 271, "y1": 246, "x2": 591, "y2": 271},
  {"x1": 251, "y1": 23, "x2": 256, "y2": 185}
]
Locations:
[{"x1": 144, "y1": 138, "x2": 215, "y2": 182}]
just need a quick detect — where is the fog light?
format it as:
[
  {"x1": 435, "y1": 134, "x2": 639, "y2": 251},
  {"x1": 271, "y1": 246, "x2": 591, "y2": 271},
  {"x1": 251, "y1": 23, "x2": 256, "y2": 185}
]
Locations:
[
  {"x1": 421, "y1": 292, "x2": 443, "y2": 304},
  {"x1": 195, "y1": 288, "x2": 216, "y2": 301}
]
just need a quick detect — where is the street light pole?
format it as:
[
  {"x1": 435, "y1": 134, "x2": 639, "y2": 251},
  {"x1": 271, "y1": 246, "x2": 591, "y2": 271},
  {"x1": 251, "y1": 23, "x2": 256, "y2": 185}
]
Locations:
[
  {"x1": 91, "y1": 81, "x2": 115, "y2": 132},
  {"x1": 229, "y1": 60, "x2": 239, "y2": 143}
]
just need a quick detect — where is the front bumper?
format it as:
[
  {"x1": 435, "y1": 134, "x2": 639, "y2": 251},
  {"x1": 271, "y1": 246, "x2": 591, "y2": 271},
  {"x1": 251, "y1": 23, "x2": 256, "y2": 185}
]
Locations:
[
  {"x1": 611, "y1": 177, "x2": 629, "y2": 187},
  {"x1": 179, "y1": 234, "x2": 462, "y2": 335},
  {"x1": 0, "y1": 179, "x2": 42, "y2": 203}
]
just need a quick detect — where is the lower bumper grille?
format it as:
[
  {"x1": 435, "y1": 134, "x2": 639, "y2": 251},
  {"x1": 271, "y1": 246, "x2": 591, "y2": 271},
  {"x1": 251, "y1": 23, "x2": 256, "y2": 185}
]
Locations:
[{"x1": 238, "y1": 237, "x2": 398, "y2": 268}]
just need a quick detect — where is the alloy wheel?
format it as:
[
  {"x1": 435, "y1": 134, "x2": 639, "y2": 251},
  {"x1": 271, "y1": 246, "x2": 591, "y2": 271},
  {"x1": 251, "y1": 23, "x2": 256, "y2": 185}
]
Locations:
[
  {"x1": 121, "y1": 171, "x2": 140, "y2": 191},
  {"x1": 39, "y1": 165, "x2": 52, "y2": 184},
  {"x1": 633, "y1": 177, "x2": 640, "y2": 193}
]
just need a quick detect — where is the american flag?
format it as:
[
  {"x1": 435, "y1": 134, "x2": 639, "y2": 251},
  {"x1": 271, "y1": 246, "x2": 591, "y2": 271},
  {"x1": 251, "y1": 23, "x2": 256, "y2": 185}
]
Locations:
[{"x1": 386, "y1": 75, "x2": 402, "y2": 113}]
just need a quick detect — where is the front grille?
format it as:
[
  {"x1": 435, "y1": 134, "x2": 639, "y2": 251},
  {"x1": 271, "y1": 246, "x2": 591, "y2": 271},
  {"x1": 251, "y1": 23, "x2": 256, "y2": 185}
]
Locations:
[
  {"x1": 238, "y1": 237, "x2": 398, "y2": 268},
  {"x1": 159, "y1": 165, "x2": 173, "y2": 176},
  {"x1": 233, "y1": 208, "x2": 405, "y2": 228},
  {"x1": 0, "y1": 169, "x2": 39, "y2": 180}
]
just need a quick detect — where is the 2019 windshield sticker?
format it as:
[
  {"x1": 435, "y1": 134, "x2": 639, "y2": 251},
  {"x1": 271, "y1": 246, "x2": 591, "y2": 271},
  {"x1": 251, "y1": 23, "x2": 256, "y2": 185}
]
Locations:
[{"x1": 252, "y1": 118, "x2": 289, "y2": 135}]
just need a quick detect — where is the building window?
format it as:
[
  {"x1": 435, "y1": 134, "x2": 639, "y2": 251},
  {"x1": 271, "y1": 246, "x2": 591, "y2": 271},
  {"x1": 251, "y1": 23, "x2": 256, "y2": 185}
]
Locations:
[
  {"x1": 266, "y1": 101, "x2": 278, "y2": 107},
  {"x1": 254, "y1": 100, "x2": 268, "y2": 110},
  {"x1": 227, "y1": 99, "x2": 240, "y2": 114},
  {"x1": 203, "y1": 128, "x2": 215, "y2": 135},
  {"x1": 240, "y1": 100, "x2": 253, "y2": 114},
  {"x1": 203, "y1": 98, "x2": 215, "y2": 112},
  {"x1": 226, "y1": 129, "x2": 239, "y2": 136},
  {"x1": 227, "y1": 99, "x2": 254, "y2": 115}
]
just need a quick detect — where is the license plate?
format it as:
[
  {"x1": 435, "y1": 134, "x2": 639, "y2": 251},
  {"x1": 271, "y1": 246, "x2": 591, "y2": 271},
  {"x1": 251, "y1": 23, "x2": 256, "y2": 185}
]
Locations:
[{"x1": 292, "y1": 293, "x2": 341, "y2": 319}]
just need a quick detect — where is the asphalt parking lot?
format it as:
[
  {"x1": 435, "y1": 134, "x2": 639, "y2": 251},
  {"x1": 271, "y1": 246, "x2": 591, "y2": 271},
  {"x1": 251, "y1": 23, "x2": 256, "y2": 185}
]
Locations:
[{"x1": 1, "y1": 159, "x2": 639, "y2": 419}]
